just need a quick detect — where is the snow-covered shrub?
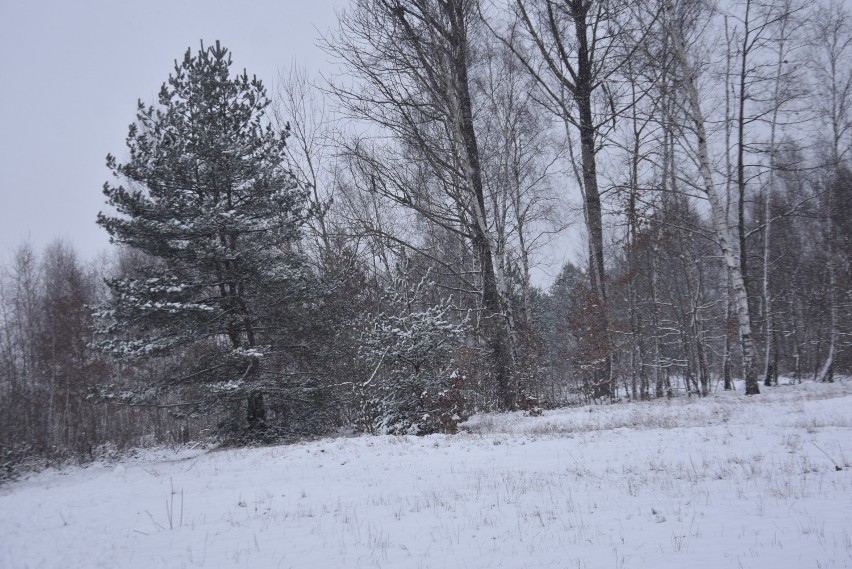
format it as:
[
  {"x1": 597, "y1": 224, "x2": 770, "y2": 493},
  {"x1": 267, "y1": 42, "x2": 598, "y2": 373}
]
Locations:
[{"x1": 360, "y1": 265, "x2": 468, "y2": 435}]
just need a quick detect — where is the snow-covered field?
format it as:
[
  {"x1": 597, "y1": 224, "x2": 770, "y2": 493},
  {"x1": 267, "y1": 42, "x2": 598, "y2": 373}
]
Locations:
[{"x1": 2, "y1": 381, "x2": 851, "y2": 569}]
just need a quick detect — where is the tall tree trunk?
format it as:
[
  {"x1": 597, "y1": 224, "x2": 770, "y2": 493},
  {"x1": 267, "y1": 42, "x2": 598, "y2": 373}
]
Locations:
[
  {"x1": 722, "y1": 14, "x2": 735, "y2": 392},
  {"x1": 510, "y1": 0, "x2": 612, "y2": 398},
  {"x1": 627, "y1": 81, "x2": 648, "y2": 400},
  {"x1": 762, "y1": 180, "x2": 775, "y2": 387},
  {"x1": 723, "y1": 272, "x2": 735, "y2": 391},
  {"x1": 650, "y1": 229, "x2": 666, "y2": 398},
  {"x1": 448, "y1": 2, "x2": 516, "y2": 408},
  {"x1": 736, "y1": 0, "x2": 754, "y2": 332},
  {"x1": 762, "y1": 14, "x2": 790, "y2": 386},
  {"x1": 575, "y1": 8, "x2": 611, "y2": 399},
  {"x1": 817, "y1": 179, "x2": 837, "y2": 383}
]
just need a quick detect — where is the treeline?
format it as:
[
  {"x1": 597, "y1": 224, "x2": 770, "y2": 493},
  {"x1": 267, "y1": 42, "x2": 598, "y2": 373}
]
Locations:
[
  {"x1": 1, "y1": 0, "x2": 851, "y2": 475},
  {"x1": 0, "y1": 243, "x2": 199, "y2": 475}
]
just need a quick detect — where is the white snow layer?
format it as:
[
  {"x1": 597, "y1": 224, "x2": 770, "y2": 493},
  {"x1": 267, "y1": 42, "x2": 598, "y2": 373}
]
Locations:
[{"x1": 2, "y1": 380, "x2": 851, "y2": 568}]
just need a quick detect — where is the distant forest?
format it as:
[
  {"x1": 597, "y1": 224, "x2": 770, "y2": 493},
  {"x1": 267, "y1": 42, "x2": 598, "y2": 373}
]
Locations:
[{"x1": 2, "y1": 0, "x2": 850, "y2": 476}]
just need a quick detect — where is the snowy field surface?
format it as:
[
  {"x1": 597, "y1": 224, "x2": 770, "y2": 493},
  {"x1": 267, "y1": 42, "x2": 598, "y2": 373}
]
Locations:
[{"x1": 2, "y1": 381, "x2": 851, "y2": 569}]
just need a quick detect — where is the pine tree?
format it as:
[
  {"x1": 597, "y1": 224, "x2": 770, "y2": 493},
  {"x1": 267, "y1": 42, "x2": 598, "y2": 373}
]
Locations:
[{"x1": 96, "y1": 41, "x2": 309, "y2": 435}]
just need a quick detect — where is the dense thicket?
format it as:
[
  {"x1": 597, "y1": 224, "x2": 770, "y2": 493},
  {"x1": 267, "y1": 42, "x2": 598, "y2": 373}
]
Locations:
[{"x1": 1, "y1": 0, "x2": 850, "y2": 476}]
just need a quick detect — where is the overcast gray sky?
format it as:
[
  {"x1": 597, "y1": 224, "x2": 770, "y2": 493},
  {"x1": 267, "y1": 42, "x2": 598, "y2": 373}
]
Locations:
[{"x1": 0, "y1": 0, "x2": 344, "y2": 262}]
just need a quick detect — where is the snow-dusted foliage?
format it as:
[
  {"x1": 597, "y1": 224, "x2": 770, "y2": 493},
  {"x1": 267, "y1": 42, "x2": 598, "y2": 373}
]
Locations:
[
  {"x1": 360, "y1": 261, "x2": 467, "y2": 435},
  {"x1": 95, "y1": 41, "x2": 310, "y2": 434}
]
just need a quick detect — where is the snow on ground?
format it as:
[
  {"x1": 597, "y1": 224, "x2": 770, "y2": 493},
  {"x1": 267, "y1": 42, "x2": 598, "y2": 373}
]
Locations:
[{"x1": 2, "y1": 381, "x2": 851, "y2": 569}]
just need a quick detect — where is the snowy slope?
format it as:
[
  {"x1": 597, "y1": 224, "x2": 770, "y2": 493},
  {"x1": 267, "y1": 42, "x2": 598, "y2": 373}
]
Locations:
[{"x1": 2, "y1": 381, "x2": 851, "y2": 569}]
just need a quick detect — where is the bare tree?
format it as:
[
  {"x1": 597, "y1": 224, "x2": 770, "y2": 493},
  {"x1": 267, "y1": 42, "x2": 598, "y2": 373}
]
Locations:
[
  {"x1": 492, "y1": 0, "x2": 632, "y2": 396},
  {"x1": 275, "y1": 64, "x2": 336, "y2": 258},
  {"x1": 663, "y1": 0, "x2": 762, "y2": 394},
  {"x1": 753, "y1": 0, "x2": 810, "y2": 386},
  {"x1": 477, "y1": 38, "x2": 566, "y2": 326},
  {"x1": 325, "y1": 0, "x2": 518, "y2": 408}
]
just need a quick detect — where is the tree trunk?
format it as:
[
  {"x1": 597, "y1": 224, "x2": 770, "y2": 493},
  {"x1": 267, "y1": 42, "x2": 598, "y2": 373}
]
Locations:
[
  {"x1": 736, "y1": 0, "x2": 754, "y2": 338},
  {"x1": 448, "y1": 2, "x2": 516, "y2": 408},
  {"x1": 246, "y1": 390, "x2": 267, "y2": 432},
  {"x1": 666, "y1": 1, "x2": 760, "y2": 394},
  {"x1": 817, "y1": 178, "x2": 836, "y2": 384},
  {"x1": 723, "y1": 274, "x2": 735, "y2": 391},
  {"x1": 575, "y1": 19, "x2": 611, "y2": 399}
]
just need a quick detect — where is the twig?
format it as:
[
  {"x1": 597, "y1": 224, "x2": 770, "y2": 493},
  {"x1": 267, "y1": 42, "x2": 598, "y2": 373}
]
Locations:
[{"x1": 812, "y1": 442, "x2": 842, "y2": 471}]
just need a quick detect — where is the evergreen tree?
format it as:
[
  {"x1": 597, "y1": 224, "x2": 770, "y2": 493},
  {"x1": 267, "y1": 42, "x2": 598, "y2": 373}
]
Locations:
[{"x1": 96, "y1": 41, "x2": 309, "y2": 435}]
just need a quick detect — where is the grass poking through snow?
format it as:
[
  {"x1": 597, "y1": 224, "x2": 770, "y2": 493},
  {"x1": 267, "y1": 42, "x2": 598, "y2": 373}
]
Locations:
[{"x1": 1, "y1": 380, "x2": 850, "y2": 568}]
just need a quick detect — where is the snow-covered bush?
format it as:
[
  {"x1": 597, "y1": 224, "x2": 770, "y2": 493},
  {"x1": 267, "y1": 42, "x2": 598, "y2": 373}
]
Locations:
[{"x1": 360, "y1": 264, "x2": 468, "y2": 435}]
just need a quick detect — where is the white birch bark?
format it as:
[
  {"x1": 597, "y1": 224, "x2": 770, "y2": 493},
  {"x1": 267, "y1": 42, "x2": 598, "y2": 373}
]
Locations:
[{"x1": 666, "y1": 1, "x2": 761, "y2": 394}]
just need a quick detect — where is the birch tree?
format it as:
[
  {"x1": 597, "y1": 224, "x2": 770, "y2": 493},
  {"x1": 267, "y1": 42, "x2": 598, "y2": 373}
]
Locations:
[
  {"x1": 326, "y1": 0, "x2": 518, "y2": 408},
  {"x1": 498, "y1": 0, "x2": 633, "y2": 396},
  {"x1": 663, "y1": 0, "x2": 761, "y2": 394}
]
